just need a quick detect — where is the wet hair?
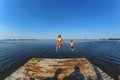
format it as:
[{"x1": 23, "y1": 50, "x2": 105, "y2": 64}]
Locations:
[
  {"x1": 58, "y1": 35, "x2": 61, "y2": 38},
  {"x1": 70, "y1": 40, "x2": 73, "y2": 42}
]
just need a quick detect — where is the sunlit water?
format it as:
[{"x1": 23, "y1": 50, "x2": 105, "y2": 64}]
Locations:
[{"x1": 0, "y1": 40, "x2": 120, "y2": 79}]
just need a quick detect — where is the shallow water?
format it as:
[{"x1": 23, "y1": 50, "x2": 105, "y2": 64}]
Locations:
[{"x1": 0, "y1": 40, "x2": 120, "y2": 79}]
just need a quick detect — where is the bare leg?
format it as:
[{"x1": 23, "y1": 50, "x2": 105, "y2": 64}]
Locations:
[
  {"x1": 70, "y1": 47, "x2": 74, "y2": 51},
  {"x1": 71, "y1": 48, "x2": 74, "y2": 51},
  {"x1": 56, "y1": 45, "x2": 60, "y2": 51},
  {"x1": 56, "y1": 45, "x2": 61, "y2": 51},
  {"x1": 58, "y1": 45, "x2": 61, "y2": 48},
  {"x1": 56, "y1": 45, "x2": 58, "y2": 51}
]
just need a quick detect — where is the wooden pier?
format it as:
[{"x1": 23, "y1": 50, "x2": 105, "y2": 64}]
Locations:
[{"x1": 5, "y1": 58, "x2": 115, "y2": 80}]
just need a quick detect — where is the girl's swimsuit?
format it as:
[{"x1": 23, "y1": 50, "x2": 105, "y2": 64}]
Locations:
[{"x1": 57, "y1": 40, "x2": 62, "y2": 46}]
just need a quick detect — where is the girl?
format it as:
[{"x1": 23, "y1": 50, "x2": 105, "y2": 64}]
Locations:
[{"x1": 56, "y1": 35, "x2": 62, "y2": 51}]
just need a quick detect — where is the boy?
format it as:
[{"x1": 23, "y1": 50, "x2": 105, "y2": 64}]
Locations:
[{"x1": 69, "y1": 40, "x2": 75, "y2": 51}]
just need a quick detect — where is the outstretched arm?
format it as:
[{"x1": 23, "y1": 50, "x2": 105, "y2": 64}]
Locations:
[{"x1": 63, "y1": 40, "x2": 69, "y2": 44}]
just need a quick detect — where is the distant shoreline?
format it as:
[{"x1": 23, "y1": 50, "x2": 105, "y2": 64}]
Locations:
[
  {"x1": 99, "y1": 38, "x2": 120, "y2": 40},
  {"x1": 0, "y1": 38, "x2": 120, "y2": 41}
]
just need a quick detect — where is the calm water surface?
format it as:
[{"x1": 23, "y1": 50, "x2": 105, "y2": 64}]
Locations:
[{"x1": 0, "y1": 40, "x2": 120, "y2": 79}]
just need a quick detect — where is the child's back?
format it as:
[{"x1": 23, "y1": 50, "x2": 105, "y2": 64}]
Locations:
[
  {"x1": 69, "y1": 40, "x2": 74, "y2": 47},
  {"x1": 69, "y1": 40, "x2": 74, "y2": 51}
]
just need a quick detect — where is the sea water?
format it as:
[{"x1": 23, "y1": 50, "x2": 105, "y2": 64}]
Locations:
[{"x1": 0, "y1": 39, "x2": 120, "y2": 79}]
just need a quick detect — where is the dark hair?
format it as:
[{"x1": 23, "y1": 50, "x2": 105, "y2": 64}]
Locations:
[
  {"x1": 58, "y1": 35, "x2": 61, "y2": 37},
  {"x1": 70, "y1": 40, "x2": 73, "y2": 42}
]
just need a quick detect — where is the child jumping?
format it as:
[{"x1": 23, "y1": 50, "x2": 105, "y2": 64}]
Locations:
[
  {"x1": 69, "y1": 40, "x2": 75, "y2": 51},
  {"x1": 56, "y1": 35, "x2": 62, "y2": 51}
]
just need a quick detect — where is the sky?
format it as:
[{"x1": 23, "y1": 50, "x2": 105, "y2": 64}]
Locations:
[{"x1": 0, "y1": 0, "x2": 120, "y2": 39}]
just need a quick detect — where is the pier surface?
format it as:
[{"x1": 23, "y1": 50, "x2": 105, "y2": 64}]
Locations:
[{"x1": 5, "y1": 58, "x2": 115, "y2": 80}]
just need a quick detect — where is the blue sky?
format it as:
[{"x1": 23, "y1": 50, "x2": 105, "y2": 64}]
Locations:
[{"x1": 0, "y1": 0, "x2": 120, "y2": 39}]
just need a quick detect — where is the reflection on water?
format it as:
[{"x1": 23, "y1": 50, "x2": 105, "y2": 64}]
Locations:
[{"x1": 0, "y1": 40, "x2": 120, "y2": 79}]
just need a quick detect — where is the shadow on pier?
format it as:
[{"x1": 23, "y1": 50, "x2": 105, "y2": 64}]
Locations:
[{"x1": 45, "y1": 66, "x2": 85, "y2": 80}]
